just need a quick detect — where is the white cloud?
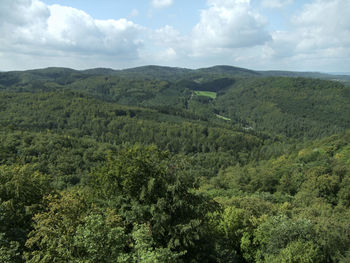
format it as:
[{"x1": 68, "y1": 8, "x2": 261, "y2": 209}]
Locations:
[
  {"x1": 151, "y1": 0, "x2": 173, "y2": 9},
  {"x1": 0, "y1": 0, "x2": 49, "y2": 50},
  {"x1": 293, "y1": 0, "x2": 350, "y2": 49},
  {"x1": 192, "y1": 0, "x2": 271, "y2": 56},
  {"x1": 0, "y1": 0, "x2": 49, "y2": 27},
  {"x1": 261, "y1": 0, "x2": 293, "y2": 9},
  {"x1": 153, "y1": 25, "x2": 186, "y2": 47},
  {"x1": 262, "y1": 0, "x2": 350, "y2": 71},
  {"x1": 0, "y1": 0, "x2": 349, "y2": 72},
  {"x1": 0, "y1": 0, "x2": 144, "y2": 69},
  {"x1": 138, "y1": 25, "x2": 188, "y2": 65},
  {"x1": 159, "y1": 47, "x2": 177, "y2": 60}
]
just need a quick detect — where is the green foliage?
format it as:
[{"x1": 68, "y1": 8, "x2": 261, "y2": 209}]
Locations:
[
  {"x1": 252, "y1": 215, "x2": 317, "y2": 262},
  {"x1": 264, "y1": 240, "x2": 320, "y2": 263},
  {"x1": 0, "y1": 130, "x2": 114, "y2": 188},
  {"x1": 200, "y1": 131, "x2": 350, "y2": 262},
  {"x1": 1, "y1": 66, "x2": 350, "y2": 262},
  {"x1": 73, "y1": 210, "x2": 129, "y2": 263},
  {"x1": 25, "y1": 190, "x2": 91, "y2": 262},
  {"x1": 23, "y1": 145, "x2": 218, "y2": 262},
  {"x1": 0, "y1": 164, "x2": 52, "y2": 260},
  {"x1": 92, "y1": 145, "x2": 218, "y2": 261},
  {"x1": 0, "y1": 233, "x2": 21, "y2": 263},
  {"x1": 208, "y1": 207, "x2": 246, "y2": 262},
  {"x1": 94, "y1": 145, "x2": 170, "y2": 202},
  {"x1": 130, "y1": 224, "x2": 183, "y2": 263},
  {"x1": 25, "y1": 189, "x2": 182, "y2": 263},
  {"x1": 215, "y1": 77, "x2": 350, "y2": 138},
  {"x1": 0, "y1": 91, "x2": 261, "y2": 159}
]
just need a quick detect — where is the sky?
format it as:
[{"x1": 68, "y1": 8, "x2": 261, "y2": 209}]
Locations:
[{"x1": 0, "y1": 0, "x2": 349, "y2": 72}]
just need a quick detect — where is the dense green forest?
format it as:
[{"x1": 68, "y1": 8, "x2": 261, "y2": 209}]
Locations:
[{"x1": 1, "y1": 65, "x2": 350, "y2": 262}]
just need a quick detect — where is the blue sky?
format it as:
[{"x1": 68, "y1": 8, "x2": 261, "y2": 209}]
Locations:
[{"x1": 0, "y1": 0, "x2": 349, "y2": 72}]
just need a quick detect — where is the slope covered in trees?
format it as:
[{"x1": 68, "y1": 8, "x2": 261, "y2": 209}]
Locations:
[
  {"x1": 201, "y1": 130, "x2": 350, "y2": 262},
  {"x1": 214, "y1": 77, "x2": 350, "y2": 138},
  {"x1": 0, "y1": 65, "x2": 350, "y2": 262}
]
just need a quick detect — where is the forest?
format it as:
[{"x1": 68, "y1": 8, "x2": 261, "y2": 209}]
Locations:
[{"x1": 0, "y1": 65, "x2": 350, "y2": 262}]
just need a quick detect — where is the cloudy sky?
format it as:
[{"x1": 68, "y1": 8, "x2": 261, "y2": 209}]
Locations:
[{"x1": 0, "y1": 0, "x2": 349, "y2": 72}]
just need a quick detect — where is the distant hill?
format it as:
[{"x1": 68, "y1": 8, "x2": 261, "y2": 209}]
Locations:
[
  {"x1": 259, "y1": 70, "x2": 350, "y2": 84},
  {"x1": 120, "y1": 65, "x2": 192, "y2": 79},
  {"x1": 1, "y1": 64, "x2": 350, "y2": 139},
  {"x1": 197, "y1": 65, "x2": 260, "y2": 77},
  {"x1": 258, "y1": 70, "x2": 331, "y2": 78},
  {"x1": 81, "y1": 68, "x2": 118, "y2": 75},
  {"x1": 2, "y1": 65, "x2": 350, "y2": 86},
  {"x1": 214, "y1": 77, "x2": 350, "y2": 138}
]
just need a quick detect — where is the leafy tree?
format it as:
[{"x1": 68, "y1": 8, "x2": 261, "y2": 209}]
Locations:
[
  {"x1": 0, "y1": 233, "x2": 20, "y2": 263},
  {"x1": 264, "y1": 240, "x2": 320, "y2": 263},
  {"x1": 25, "y1": 190, "x2": 90, "y2": 262},
  {"x1": 0, "y1": 164, "x2": 52, "y2": 261},
  {"x1": 251, "y1": 215, "x2": 318, "y2": 263},
  {"x1": 91, "y1": 145, "x2": 218, "y2": 262},
  {"x1": 73, "y1": 210, "x2": 129, "y2": 263},
  {"x1": 129, "y1": 224, "x2": 183, "y2": 263}
]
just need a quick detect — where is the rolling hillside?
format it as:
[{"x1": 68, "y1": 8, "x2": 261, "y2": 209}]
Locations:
[{"x1": 1, "y1": 65, "x2": 350, "y2": 262}]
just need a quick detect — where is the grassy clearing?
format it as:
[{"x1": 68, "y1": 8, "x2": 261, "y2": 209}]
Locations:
[
  {"x1": 194, "y1": 91, "x2": 217, "y2": 99},
  {"x1": 216, "y1": 114, "x2": 231, "y2": 121}
]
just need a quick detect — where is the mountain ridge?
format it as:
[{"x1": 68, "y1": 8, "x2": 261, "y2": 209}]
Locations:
[{"x1": 2, "y1": 65, "x2": 350, "y2": 83}]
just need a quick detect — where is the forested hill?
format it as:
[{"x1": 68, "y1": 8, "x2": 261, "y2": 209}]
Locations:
[
  {"x1": 1, "y1": 64, "x2": 350, "y2": 84},
  {"x1": 1, "y1": 65, "x2": 350, "y2": 139},
  {"x1": 1, "y1": 65, "x2": 350, "y2": 262}
]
